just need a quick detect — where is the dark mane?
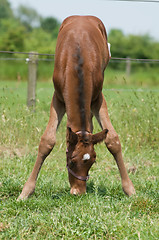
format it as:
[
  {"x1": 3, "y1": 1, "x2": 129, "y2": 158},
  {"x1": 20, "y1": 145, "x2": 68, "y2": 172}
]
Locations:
[{"x1": 76, "y1": 46, "x2": 86, "y2": 135}]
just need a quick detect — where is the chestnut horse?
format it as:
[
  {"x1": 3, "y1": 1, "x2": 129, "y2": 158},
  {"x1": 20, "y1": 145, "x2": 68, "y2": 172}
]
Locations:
[{"x1": 18, "y1": 16, "x2": 135, "y2": 200}]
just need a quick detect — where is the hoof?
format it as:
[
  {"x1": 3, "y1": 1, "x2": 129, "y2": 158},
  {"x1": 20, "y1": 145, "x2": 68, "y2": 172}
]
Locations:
[
  {"x1": 17, "y1": 182, "x2": 35, "y2": 201},
  {"x1": 17, "y1": 193, "x2": 28, "y2": 201},
  {"x1": 17, "y1": 189, "x2": 34, "y2": 201},
  {"x1": 122, "y1": 180, "x2": 136, "y2": 197},
  {"x1": 70, "y1": 188, "x2": 86, "y2": 195}
]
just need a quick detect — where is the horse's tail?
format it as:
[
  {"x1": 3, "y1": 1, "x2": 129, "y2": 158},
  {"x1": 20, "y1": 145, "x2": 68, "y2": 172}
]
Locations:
[{"x1": 76, "y1": 46, "x2": 86, "y2": 135}]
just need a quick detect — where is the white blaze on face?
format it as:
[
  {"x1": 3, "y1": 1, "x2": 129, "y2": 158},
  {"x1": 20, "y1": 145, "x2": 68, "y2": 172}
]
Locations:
[
  {"x1": 82, "y1": 153, "x2": 90, "y2": 161},
  {"x1": 107, "y1": 42, "x2": 111, "y2": 58}
]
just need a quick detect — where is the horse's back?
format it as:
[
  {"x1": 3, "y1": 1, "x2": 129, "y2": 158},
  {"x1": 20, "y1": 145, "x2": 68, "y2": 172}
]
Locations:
[
  {"x1": 53, "y1": 16, "x2": 109, "y2": 103},
  {"x1": 54, "y1": 15, "x2": 108, "y2": 66}
]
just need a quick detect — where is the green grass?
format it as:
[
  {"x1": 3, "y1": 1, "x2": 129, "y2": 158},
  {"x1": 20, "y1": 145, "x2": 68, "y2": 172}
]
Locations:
[
  {"x1": 0, "y1": 60, "x2": 54, "y2": 82},
  {"x1": 1, "y1": 59, "x2": 159, "y2": 87},
  {"x1": 0, "y1": 79, "x2": 159, "y2": 239}
]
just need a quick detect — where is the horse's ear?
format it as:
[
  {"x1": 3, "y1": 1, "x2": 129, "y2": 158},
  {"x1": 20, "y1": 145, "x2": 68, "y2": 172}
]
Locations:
[
  {"x1": 67, "y1": 127, "x2": 78, "y2": 145},
  {"x1": 92, "y1": 129, "x2": 108, "y2": 145}
]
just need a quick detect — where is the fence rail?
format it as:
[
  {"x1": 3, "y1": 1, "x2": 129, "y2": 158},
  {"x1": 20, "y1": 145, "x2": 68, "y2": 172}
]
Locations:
[
  {"x1": 1, "y1": 57, "x2": 159, "y2": 64},
  {"x1": 0, "y1": 50, "x2": 159, "y2": 63},
  {"x1": 1, "y1": 50, "x2": 159, "y2": 109},
  {"x1": 0, "y1": 57, "x2": 53, "y2": 62},
  {"x1": 0, "y1": 50, "x2": 55, "y2": 56}
]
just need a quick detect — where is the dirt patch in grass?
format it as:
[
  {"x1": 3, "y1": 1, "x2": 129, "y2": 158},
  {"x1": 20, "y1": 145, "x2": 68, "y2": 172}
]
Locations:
[{"x1": 0, "y1": 146, "x2": 28, "y2": 159}]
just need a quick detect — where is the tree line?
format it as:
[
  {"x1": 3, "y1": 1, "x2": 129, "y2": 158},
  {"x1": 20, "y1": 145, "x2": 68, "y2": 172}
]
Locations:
[
  {"x1": 0, "y1": 0, "x2": 60, "y2": 55},
  {"x1": 0, "y1": 0, "x2": 159, "y2": 65}
]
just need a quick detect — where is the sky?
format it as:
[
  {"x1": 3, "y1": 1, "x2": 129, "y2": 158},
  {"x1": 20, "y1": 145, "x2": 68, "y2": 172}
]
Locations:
[{"x1": 9, "y1": 0, "x2": 159, "y2": 40}]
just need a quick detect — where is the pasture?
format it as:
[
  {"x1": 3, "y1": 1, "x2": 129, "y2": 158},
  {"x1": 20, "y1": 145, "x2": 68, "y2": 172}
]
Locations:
[{"x1": 0, "y1": 76, "x2": 159, "y2": 239}]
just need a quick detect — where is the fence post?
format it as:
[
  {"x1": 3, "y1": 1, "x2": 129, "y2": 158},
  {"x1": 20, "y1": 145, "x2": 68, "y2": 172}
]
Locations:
[
  {"x1": 27, "y1": 52, "x2": 38, "y2": 110},
  {"x1": 126, "y1": 57, "x2": 131, "y2": 77}
]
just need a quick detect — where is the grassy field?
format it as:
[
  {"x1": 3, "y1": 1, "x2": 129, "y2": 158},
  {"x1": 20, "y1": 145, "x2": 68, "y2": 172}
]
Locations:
[
  {"x1": 1, "y1": 59, "x2": 159, "y2": 86},
  {"x1": 0, "y1": 77, "x2": 159, "y2": 239}
]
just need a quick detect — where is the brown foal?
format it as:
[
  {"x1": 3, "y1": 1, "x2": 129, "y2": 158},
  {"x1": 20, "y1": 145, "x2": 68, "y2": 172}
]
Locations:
[{"x1": 17, "y1": 15, "x2": 135, "y2": 200}]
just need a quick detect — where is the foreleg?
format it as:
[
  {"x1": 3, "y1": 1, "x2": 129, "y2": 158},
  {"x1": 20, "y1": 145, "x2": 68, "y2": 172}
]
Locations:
[
  {"x1": 92, "y1": 93, "x2": 135, "y2": 196},
  {"x1": 17, "y1": 93, "x2": 65, "y2": 200}
]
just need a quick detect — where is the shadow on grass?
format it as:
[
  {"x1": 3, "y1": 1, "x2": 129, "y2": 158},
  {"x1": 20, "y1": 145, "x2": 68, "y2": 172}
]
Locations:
[
  {"x1": 49, "y1": 180, "x2": 122, "y2": 200},
  {"x1": 0, "y1": 177, "x2": 124, "y2": 202},
  {"x1": 87, "y1": 180, "x2": 124, "y2": 199}
]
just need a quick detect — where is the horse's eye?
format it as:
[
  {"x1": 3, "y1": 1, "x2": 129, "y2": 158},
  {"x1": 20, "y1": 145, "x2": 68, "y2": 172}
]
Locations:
[{"x1": 69, "y1": 159, "x2": 75, "y2": 167}]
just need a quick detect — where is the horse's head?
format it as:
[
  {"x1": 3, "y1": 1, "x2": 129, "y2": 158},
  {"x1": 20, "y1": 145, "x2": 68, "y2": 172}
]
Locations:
[{"x1": 66, "y1": 127, "x2": 108, "y2": 195}]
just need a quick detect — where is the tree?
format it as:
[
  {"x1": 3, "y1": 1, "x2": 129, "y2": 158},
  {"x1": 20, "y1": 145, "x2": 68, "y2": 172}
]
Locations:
[
  {"x1": 108, "y1": 29, "x2": 159, "y2": 70},
  {"x1": 16, "y1": 5, "x2": 41, "y2": 30},
  {"x1": 108, "y1": 29, "x2": 126, "y2": 58},
  {"x1": 126, "y1": 34, "x2": 154, "y2": 59},
  {"x1": 0, "y1": 0, "x2": 13, "y2": 19},
  {"x1": 0, "y1": 19, "x2": 25, "y2": 52},
  {"x1": 41, "y1": 17, "x2": 60, "y2": 36}
]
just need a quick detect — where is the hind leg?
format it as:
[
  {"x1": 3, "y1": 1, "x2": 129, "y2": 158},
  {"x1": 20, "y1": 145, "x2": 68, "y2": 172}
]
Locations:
[
  {"x1": 92, "y1": 93, "x2": 135, "y2": 196},
  {"x1": 17, "y1": 93, "x2": 65, "y2": 200}
]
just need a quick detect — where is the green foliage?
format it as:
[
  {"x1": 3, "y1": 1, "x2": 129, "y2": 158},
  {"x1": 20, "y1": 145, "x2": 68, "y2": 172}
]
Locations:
[
  {"x1": 0, "y1": 3, "x2": 159, "y2": 77},
  {"x1": 24, "y1": 28, "x2": 57, "y2": 53},
  {"x1": 0, "y1": 3, "x2": 59, "y2": 55},
  {"x1": 0, "y1": 81, "x2": 159, "y2": 239},
  {"x1": 16, "y1": 5, "x2": 41, "y2": 30},
  {"x1": 0, "y1": 18, "x2": 26, "y2": 52},
  {"x1": 108, "y1": 29, "x2": 159, "y2": 70},
  {"x1": 0, "y1": 8, "x2": 158, "y2": 86},
  {"x1": 41, "y1": 17, "x2": 60, "y2": 37},
  {"x1": 0, "y1": 0, "x2": 13, "y2": 19},
  {"x1": 126, "y1": 34, "x2": 153, "y2": 59},
  {"x1": 108, "y1": 29, "x2": 126, "y2": 57},
  {"x1": 41, "y1": 17, "x2": 60, "y2": 39}
]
